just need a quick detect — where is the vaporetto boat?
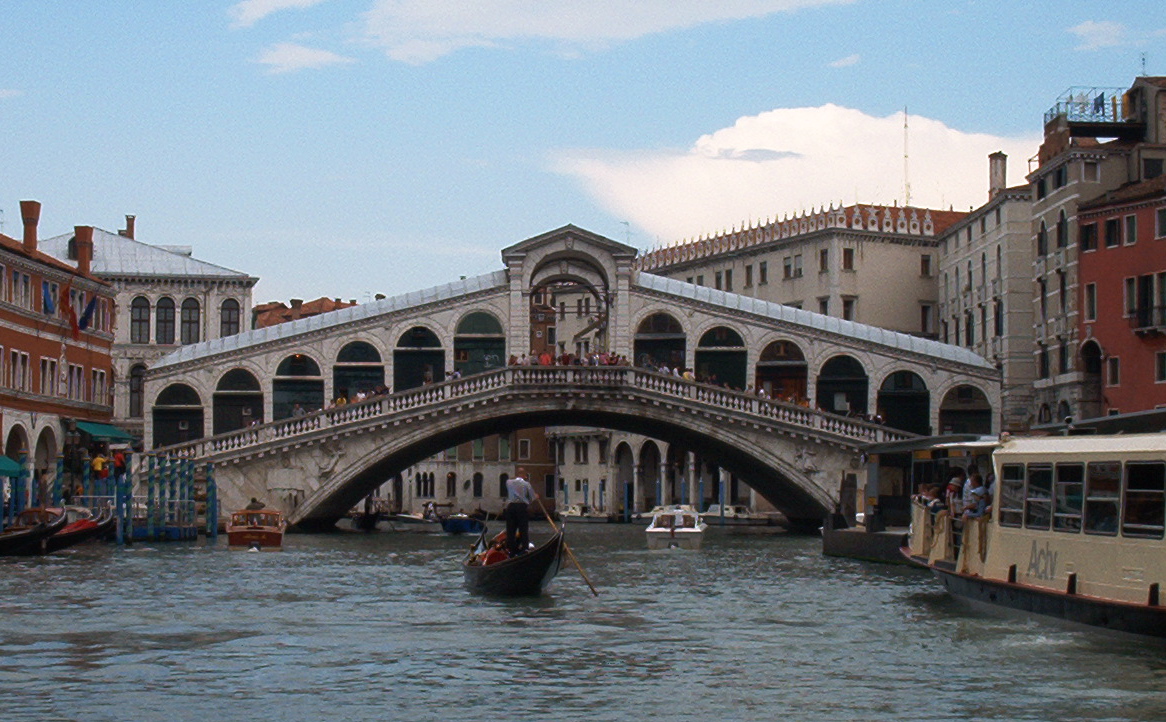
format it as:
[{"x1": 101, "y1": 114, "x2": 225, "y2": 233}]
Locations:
[{"x1": 903, "y1": 433, "x2": 1166, "y2": 637}]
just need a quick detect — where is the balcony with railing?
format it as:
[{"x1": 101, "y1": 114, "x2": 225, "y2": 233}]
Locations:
[{"x1": 1130, "y1": 305, "x2": 1166, "y2": 335}]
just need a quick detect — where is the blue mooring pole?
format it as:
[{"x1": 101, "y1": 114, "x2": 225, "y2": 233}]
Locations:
[
  {"x1": 146, "y1": 455, "x2": 156, "y2": 541},
  {"x1": 53, "y1": 455, "x2": 64, "y2": 506},
  {"x1": 122, "y1": 451, "x2": 133, "y2": 544},
  {"x1": 16, "y1": 455, "x2": 28, "y2": 515},
  {"x1": 206, "y1": 462, "x2": 217, "y2": 542}
]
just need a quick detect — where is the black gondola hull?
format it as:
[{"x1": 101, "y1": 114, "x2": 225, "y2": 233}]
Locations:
[
  {"x1": 462, "y1": 529, "x2": 566, "y2": 596},
  {"x1": 45, "y1": 509, "x2": 116, "y2": 553},
  {"x1": 0, "y1": 511, "x2": 69, "y2": 556}
]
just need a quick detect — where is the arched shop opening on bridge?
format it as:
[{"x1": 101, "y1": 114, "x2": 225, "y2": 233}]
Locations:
[
  {"x1": 816, "y1": 355, "x2": 869, "y2": 416},
  {"x1": 634, "y1": 312, "x2": 686, "y2": 369},
  {"x1": 694, "y1": 326, "x2": 747, "y2": 388},
  {"x1": 938, "y1": 385, "x2": 992, "y2": 434},
  {"x1": 153, "y1": 383, "x2": 204, "y2": 447},
  {"x1": 754, "y1": 340, "x2": 807, "y2": 401},
  {"x1": 395, "y1": 327, "x2": 444, "y2": 391},
  {"x1": 273, "y1": 354, "x2": 324, "y2": 420},
  {"x1": 529, "y1": 280, "x2": 607, "y2": 358},
  {"x1": 334, "y1": 341, "x2": 384, "y2": 399},
  {"x1": 877, "y1": 370, "x2": 931, "y2": 435},
  {"x1": 454, "y1": 312, "x2": 506, "y2": 376},
  {"x1": 213, "y1": 368, "x2": 264, "y2": 435}
]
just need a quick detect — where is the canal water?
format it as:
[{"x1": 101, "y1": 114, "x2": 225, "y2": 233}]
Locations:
[{"x1": 1, "y1": 523, "x2": 1164, "y2": 722}]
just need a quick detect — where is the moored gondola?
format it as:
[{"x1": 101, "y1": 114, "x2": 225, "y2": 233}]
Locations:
[
  {"x1": 462, "y1": 526, "x2": 565, "y2": 596},
  {"x1": 45, "y1": 505, "x2": 116, "y2": 553},
  {"x1": 0, "y1": 507, "x2": 69, "y2": 556}
]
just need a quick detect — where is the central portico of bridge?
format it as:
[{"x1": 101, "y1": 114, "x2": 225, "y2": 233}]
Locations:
[{"x1": 145, "y1": 225, "x2": 1000, "y2": 528}]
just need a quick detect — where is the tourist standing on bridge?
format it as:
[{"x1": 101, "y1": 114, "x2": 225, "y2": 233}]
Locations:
[{"x1": 505, "y1": 468, "x2": 539, "y2": 556}]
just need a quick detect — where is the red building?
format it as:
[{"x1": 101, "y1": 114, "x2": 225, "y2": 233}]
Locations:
[
  {"x1": 1077, "y1": 176, "x2": 1166, "y2": 415},
  {"x1": 1, "y1": 200, "x2": 117, "y2": 498}
]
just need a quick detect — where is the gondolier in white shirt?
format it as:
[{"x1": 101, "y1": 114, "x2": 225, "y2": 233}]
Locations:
[{"x1": 505, "y1": 468, "x2": 539, "y2": 556}]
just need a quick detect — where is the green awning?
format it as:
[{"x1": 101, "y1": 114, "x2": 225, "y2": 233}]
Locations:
[
  {"x1": 75, "y1": 421, "x2": 135, "y2": 443},
  {"x1": 0, "y1": 456, "x2": 22, "y2": 476}
]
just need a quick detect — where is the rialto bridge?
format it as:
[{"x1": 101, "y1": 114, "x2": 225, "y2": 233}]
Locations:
[{"x1": 145, "y1": 226, "x2": 1000, "y2": 529}]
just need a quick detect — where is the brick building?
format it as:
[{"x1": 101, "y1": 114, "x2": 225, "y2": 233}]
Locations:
[
  {"x1": 1027, "y1": 77, "x2": 1166, "y2": 424},
  {"x1": 1, "y1": 200, "x2": 117, "y2": 497},
  {"x1": 1077, "y1": 175, "x2": 1166, "y2": 414}
]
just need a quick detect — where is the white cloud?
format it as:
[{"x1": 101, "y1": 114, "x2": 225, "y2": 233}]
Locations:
[
  {"x1": 257, "y1": 42, "x2": 356, "y2": 73},
  {"x1": 828, "y1": 53, "x2": 860, "y2": 68},
  {"x1": 0, "y1": 89, "x2": 22, "y2": 99},
  {"x1": 361, "y1": 0, "x2": 853, "y2": 64},
  {"x1": 1068, "y1": 20, "x2": 1126, "y2": 50},
  {"x1": 551, "y1": 105, "x2": 1040, "y2": 242},
  {"x1": 229, "y1": 0, "x2": 331, "y2": 28}
]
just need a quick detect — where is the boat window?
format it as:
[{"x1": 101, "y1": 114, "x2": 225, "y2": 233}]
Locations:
[
  {"x1": 1024, "y1": 464, "x2": 1053, "y2": 530},
  {"x1": 1052, "y1": 463, "x2": 1084, "y2": 533},
  {"x1": 1083, "y1": 461, "x2": 1121, "y2": 535},
  {"x1": 998, "y1": 463, "x2": 1025, "y2": 527},
  {"x1": 1122, "y1": 462, "x2": 1165, "y2": 539}
]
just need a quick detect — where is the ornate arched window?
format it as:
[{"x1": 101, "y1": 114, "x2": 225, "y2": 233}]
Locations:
[
  {"x1": 130, "y1": 297, "x2": 150, "y2": 344},
  {"x1": 156, "y1": 297, "x2": 175, "y2": 345},
  {"x1": 220, "y1": 298, "x2": 241, "y2": 337},
  {"x1": 181, "y1": 298, "x2": 201, "y2": 345}
]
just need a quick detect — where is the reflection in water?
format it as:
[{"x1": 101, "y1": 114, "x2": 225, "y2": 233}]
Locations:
[{"x1": 1, "y1": 525, "x2": 1165, "y2": 721}]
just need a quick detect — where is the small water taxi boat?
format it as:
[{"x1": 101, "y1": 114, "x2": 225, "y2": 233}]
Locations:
[
  {"x1": 226, "y1": 506, "x2": 286, "y2": 551},
  {"x1": 560, "y1": 503, "x2": 610, "y2": 523},
  {"x1": 645, "y1": 505, "x2": 707, "y2": 550},
  {"x1": 463, "y1": 526, "x2": 565, "y2": 596},
  {"x1": 440, "y1": 513, "x2": 486, "y2": 535},
  {"x1": 45, "y1": 505, "x2": 116, "y2": 553},
  {"x1": 903, "y1": 433, "x2": 1166, "y2": 638},
  {"x1": 0, "y1": 507, "x2": 68, "y2": 556}
]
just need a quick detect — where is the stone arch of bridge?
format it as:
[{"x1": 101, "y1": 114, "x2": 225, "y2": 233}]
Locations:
[{"x1": 281, "y1": 396, "x2": 839, "y2": 532}]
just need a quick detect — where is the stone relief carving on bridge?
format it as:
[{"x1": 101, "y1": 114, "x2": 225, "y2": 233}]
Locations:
[{"x1": 794, "y1": 444, "x2": 821, "y2": 475}]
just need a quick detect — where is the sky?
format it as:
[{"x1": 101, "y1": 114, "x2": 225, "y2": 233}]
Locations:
[{"x1": 2, "y1": 1, "x2": 1164, "y2": 304}]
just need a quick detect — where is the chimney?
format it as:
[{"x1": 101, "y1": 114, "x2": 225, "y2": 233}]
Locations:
[
  {"x1": 119, "y1": 215, "x2": 136, "y2": 239},
  {"x1": 989, "y1": 151, "x2": 1007, "y2": 200},
  {"x1": 20, "y1": 200, "x2": 41, "y2": 252},
  {"x1": 74, "y1": 226, "x2": 94, "y2": 277},
  {"x1": 290, "y1": 298, "x2": 303, "y2": 310}
]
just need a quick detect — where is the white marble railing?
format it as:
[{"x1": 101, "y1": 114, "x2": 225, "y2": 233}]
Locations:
[{"x1": 162, "y1": 366, "x2": 909, "y2": 459}]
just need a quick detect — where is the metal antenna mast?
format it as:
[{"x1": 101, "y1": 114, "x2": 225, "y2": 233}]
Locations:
[{"x1": 903, "y1": 107, "x2": 911, "y2": 207}]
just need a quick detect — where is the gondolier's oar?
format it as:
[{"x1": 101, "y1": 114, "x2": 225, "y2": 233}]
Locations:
[{"x1": 536, "y1": 497, "x2": 599, "y2": 597}]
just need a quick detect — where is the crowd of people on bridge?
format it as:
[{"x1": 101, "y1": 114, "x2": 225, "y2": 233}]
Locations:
[{"x1": 508, "y1": 350, "x2": 633, "y2": 367}]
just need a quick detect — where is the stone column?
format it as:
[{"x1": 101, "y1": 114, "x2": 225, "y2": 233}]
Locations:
[
  {"x1": 718, "y1": 467, "x2": 730, "y2": 512},
  {"x1": 687, "y1": 453, "x2": 697, "y2": 508}
]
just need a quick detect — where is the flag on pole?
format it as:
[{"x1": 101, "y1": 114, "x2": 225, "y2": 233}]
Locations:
[
  {"x1": 42, "y1": 281, "x2": 55, "y2": 315},
  {"x1": 60, "y1": 283, "x2": 79, "y2": 339},
  {"x1": 78, "y1": 296, "x2": 98, "y2": 331}
]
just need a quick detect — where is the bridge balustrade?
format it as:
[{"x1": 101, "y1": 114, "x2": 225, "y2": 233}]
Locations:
[{"x1": 159, "y1": 366, "x2": 910, "y2": 459}]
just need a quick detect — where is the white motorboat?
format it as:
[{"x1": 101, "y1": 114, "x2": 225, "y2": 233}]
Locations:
[
  {"x1": 560, "y1": 504, "x2": 610, "y2": 523},
  {"x1": 645, "y1": 505, "x2": 707, "y2": 550},
  {"x1": 703, "y1": 504, "x2": 772, "y2": 526}
]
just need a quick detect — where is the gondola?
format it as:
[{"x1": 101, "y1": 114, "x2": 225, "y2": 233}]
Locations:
[
  {"x1": 0, "y1": 507, "x2": 69, "y2": 556},
  {"x1": 45, "y1": 505, "x2": 116, "y2": 553},
  {"x1": 462, "y1": 526, "x2": 565, "y2": 596}
]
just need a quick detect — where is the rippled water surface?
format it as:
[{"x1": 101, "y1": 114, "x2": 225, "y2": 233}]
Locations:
[{"x1": 2, "y1": 523, "x2": 1165, "y2": 721}]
